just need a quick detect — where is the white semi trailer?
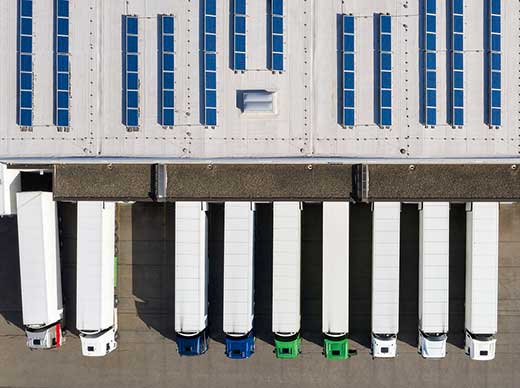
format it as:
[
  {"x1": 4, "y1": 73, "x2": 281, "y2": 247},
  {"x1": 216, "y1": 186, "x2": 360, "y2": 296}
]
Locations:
[
  {"x1": 418, "y1": 202, "x2": 450, "y2": 358},
  {"x1": 272, "y1": 202, "x2": 301, "y2": 359},
  {"x1": 371, "y1": 202, "x2": 401, "y2": 358},
  {"x1": 465, "y1": 202, "x2": 499, "y2": 361},
  {"x1": 322, "y1": 202, "x2": 350, "y2": 360},
  {"x1": 16, "y1": 191, "x2": 64, "y2": 349},
  {"x1": 175, "y1": 202, "x2": 209, "y2": 356},
  {"x1": 0, "y1": 164, "x2": 21, "y2": 215},
  {"x1": 223, "y1": 202, "x2": 255, "y2": 359},
  {"x1": 76, "y1": 202, "x2": 118, "y2": 357}
]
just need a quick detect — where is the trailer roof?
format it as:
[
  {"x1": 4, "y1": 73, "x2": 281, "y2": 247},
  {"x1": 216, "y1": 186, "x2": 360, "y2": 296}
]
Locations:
[
  {"x1": 174, "y1": 202, "x2": 208, "y2": 333},
  {"x1": 1, "y1": 0, "x2": 519, "y2": 161},
  {"x1": 16, "y1": 192, "x2": 62, "y2": 326},
  {"x1": 272, "y1": 202, "x2": 301, "y2": 334},
  {"x1": 76, "y1": 202, "x2": 116, "y2": 331},
  {"x1": 371, "y1": 202, "x2": 400, "y2": 334},
  {"x1": 223, "y1": 202, "x2": 255, "y2": 335}
]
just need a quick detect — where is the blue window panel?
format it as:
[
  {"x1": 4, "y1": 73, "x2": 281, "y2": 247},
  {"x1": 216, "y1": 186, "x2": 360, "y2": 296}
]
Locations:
[
  {"x1": 381, "y1": 108, "x2": 392, "y2": 126},
  {"x1": 127, "y1": 72, "x2": 138, "y2": 90},
  {"x1": 57, "y1": 18, "x2": 69, "y2": 35},
  {"x1": 235, "y1": 35, "x2": 246, "y2": 53},
  {"x1": 236, "y1": 16, "x2": 246, "y2": 34},
  {"x1": 20, "y1": 109, "x2": 32, "y2": 126},
  {"x1": 380, "y1": 15, "x2": 391, "y2": 33},
  {"x1": 381, "y1": 53, "x2": 391, "y2": 71},
  {"x1": 491, "y1": 109, "x2": 501, "y2": 126},
  {"x1": 206, "y1": 0, "x2": 217, "y2": 15},
  {"x1": 163, "y1": 54, "x2": 174, "y2": 71},
  {"x1": 381, "y1": 71, "x2": 391, "y2": 89},
  {"x1": 426, "y1": 108, "x2": 436, "y2": 125},
  {"x1": 127, "y1": 55, "x2": 138, "y2": 72},
  {"x1": 453, "y1": 15, "x2": 463, "y2": 33},
  {"x1": 164, "y1": 72, "x2": 174, "y2": 88},
  {"x1": 453, "y1": 0, "x2": 463, "y2": 14},
  {"x1": 20, "y1": 73, "x2": 32, "y2": 90},
  {"x1": 272, "y1": 0, "x2": 283, "y2": 16},
  {"x1": 454, "y1": 71, "x2": 463, "y2": 88},
  {"x1": 234, "y1": 53, "x2": 246, "y2": 71},
  {"x1": 491, "y1": 72, "x2": 501, "y2": 89},
  {"x1": 206, "y1": 16, "x2": 216, "y2": 33},
  {"x1": 127, "y1": 91, "x2": 139, "y2": 108},
  {"x1": 20, "y1": 91, "x2": 32, "y2": 108},
  {"x1": 21, "y1": 17, "x2": 32, "y2": 35},
  {"x1": 343, "y1": 53, "x2": 354, "y2": 71},
  {"x1": 272, "y1": 16, "x2": 283, "y2": 35},
  {"x1": 426, "y1": 52, "x2": 436, "y2": 68},
  {"x1": 426, "y1": 0, "x2": 436, "y2": 13},
  {"x1": 127, "y1": 35, "x2": 138, "y2": 53},
  {"x1": 205, "y1": 53, "x2": 216, "y2": 70},
  {"x1": 20, "y1": 54, "x2": 32, "y2": 72},
  {"x1": 205, "y1": 34, "x2": 216, "y2": 52},
  {"x1": 343, "y1": 15, "x2": 354, "y2": 33},
  {"x1": 491, "y1": 15, "x2": 500, "y2": 33},
  {"x1": 163, "y1": 91, "x2": 174, "y2": 108},
  {"x1": 381, "y1": 90, "x2": 392, "y2": 108},
  {"x1": 127, "y1": 17, "x2": 138, "y2": 34},
  {"x1": 426, "y1": 71, "x2": 436, "y2": 88},
  {"x1": 57, "y1": 91, "x2": 68, "y2": 108},
  {"x1": 426, "y1": 33, "x2": 436, "y2": 51},
  {"x1": 427, "y1": 90, "x2": 436, "y2": 106},
  {"x1": 57, "y1": 55, "x2": 68, "y2": 71},
  {"x1": 453, "y1": 52, "x2": 463, "y2": 70},
  {"x1": 491, "y1": 53, "x2": 500, "y2": 70},
  {"x1": 491, "y1": 90, "x2": 500, "y2": 107},
  {"x1": 205, "y1": 108, "x2": 217, "y2": 126},
  {"x1": 57, "y1": 36, "x2": 69, "y2": 53},
  {"x1": 454, "y1": 90, "x2": 464, "y2": 107},
  {"x1": 381, "y1": 34, "x2": 391, "y2": 52},
  {"x1": 426, "y1": 15, "x2": 436, "y2": 32},
  {"x1": 21, "y1": 0, "x2": 32, "y2": 17},
  {"x1": 126, "y1": 109, "x2": 139, "y2": 127},
  {"x1": 57, "y1": 73, "x2": 69, "y2": 90},
  {"x1": 273, "y1": 35, "x2": 283, "y2": 53},
  {"x1": 343, "y1": 72, "x2": 354, "y2": 90},
  {"x1": 206, "y1": 90, "x2": 217, "y2": 108},
  {"x1": 56, "y1": 109, "x2": 69, "y2": 126},
  {"x1": 235, "y1": 0, "x2": 246, "y2": 15},
  {"x1": 491, "y1": 34, "x2": 500, "y2": 51},
  {"x1": 454, "y1": 108, "x2": 464, "y2": 125},
  {"x1": 163, "y1": 35, "x2": 174, "y2": 52},
  {"x1": 57, "y1": 0, "x2": 69, "y2": 17},
  {"x1": 20, "y1": 36, "x2": 32, "y2": 53},
  {"x1": 163, "y1": 15, "x2": 174, "y2": 34},
  {"x1": 163, "y1": 109, "x2": 174, "y2": 125},
  {"x1": 272, "y1": 53, "x2": 283, "y2": 71},
  {"x1": 491, "y1": 0, "x2": 500, "y2": 14},
  {"x1": 343, "y1": 34, "x2": 354, "y2": 52},
  {"x1": 343, "y1": 91, "x2": 354, "y2": 108},
  {"x1": 205, "y1": 71, "x2": 216, "y2": 90},
  {"x1": 343, "y1": 109, "x2": 354, "y2": 126},
  {"x1": 453, "y1": 34, "x2": 463, "y2": 51}
]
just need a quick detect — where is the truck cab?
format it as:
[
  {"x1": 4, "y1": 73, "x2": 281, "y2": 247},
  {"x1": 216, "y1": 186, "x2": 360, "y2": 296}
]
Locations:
[
  {"x1": 418, "y1": 331, "x2": 447, "y2": 358},
  {"x1": 465, "y1": 332, "x2": 496, "y2": 361},
  {"x1": 225, "y1": 331, "x2": 255, "y2": 359},
  {"x1": 323, "y1": 334, "x2": 349, "y2": 360},
  {"x1": 26, "y1": 322, "x2": 64, "y2": 349},
  {"x1": 80, "y1": 327, "x2": 118, "y2": 357},
  {"x1": 371, "y1": 333, "x2": 397, "y2": 358},
  {"x1": 274, "y1": 333, "x2": 301, "y2": 359},
  {"x1": 176, "y1": 331, "x2": 209, "y2": 356}
]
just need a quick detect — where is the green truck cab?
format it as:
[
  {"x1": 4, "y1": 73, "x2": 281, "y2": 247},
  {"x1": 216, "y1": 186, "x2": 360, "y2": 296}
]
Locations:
[
  {"x1": 324, "y1": 335, "x2": 349, "y2": 360},
  {"x1": 274, "y1": 333, "x2": 301, "y2": 359}
]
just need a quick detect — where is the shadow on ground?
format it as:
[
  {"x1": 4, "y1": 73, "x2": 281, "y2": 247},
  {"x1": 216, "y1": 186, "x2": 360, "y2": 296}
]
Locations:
[{"x1": 0, "y1": 216, "x2": 23, "y2": 330}]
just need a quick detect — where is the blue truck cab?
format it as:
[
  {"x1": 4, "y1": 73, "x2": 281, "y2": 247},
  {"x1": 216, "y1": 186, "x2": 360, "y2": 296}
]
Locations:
[
  {"x1": 176, "y1": 331, "x2": 209, "y2": 356},
  {"x1": 225, "y1": 331, "x2": 255, "y2": 359}
]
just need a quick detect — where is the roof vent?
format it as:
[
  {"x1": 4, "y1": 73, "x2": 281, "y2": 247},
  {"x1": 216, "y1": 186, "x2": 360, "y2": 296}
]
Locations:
[{"x1": 240, "y1": 90, "x2": 276, "y2": 114}]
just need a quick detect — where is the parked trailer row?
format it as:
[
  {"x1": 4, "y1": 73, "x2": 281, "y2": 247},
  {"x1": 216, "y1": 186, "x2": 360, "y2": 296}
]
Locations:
[{"x1": 14, "y1": 197, "x2": 500, "y2": 361}]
